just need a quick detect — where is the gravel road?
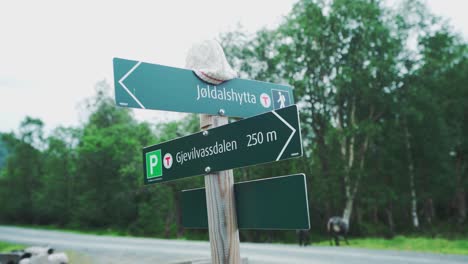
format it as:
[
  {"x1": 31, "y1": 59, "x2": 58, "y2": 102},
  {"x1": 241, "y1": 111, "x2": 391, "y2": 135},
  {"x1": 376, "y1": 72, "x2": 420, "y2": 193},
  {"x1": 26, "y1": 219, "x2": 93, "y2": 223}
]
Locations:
[{"x1": 1, "y1": 226, "x2": 467, "y2": 264}]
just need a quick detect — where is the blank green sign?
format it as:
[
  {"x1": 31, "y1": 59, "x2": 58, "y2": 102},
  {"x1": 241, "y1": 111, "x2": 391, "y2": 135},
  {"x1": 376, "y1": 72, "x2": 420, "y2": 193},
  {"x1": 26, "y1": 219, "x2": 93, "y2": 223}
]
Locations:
[{"x1": 181, "y1": 174, "x2": 310, "y2": 230}]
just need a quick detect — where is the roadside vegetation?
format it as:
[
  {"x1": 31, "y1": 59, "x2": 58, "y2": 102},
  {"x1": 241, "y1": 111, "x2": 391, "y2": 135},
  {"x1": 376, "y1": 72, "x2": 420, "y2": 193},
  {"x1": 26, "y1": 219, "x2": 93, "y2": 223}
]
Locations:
[
  {"x1": 0, "y1": 241, "x2": 24, "y2": 252},
  {"x1": 0, "y1": 0, "x2": 467, "y2": 251},
  {"x1": 316, "y1": 236, "x2": 468, "y2": 255},
  {"x1": 0, "y1": 241, "x2": 91, "y2": 263}
]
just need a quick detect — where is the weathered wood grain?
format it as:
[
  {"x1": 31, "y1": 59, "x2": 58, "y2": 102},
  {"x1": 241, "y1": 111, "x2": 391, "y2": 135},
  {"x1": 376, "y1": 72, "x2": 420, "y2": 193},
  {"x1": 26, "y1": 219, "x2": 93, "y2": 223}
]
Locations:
[{"x1": 200, "y1": 114, "x2": 241, "y2": 264}]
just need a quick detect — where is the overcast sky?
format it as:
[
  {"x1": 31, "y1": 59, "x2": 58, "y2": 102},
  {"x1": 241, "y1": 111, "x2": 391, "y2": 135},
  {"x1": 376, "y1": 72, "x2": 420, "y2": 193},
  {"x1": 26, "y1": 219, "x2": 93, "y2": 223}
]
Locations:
[{"x1": 1, "y1": 0, "x2": 467, "y2": 134}]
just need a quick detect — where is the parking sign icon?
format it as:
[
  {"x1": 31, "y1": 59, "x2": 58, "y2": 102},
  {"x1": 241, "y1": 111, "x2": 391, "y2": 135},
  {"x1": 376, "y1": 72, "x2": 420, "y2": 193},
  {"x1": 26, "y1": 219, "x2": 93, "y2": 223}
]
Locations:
[{"x1": 146, "y1": 149, "x2": 162, "y2": 178}]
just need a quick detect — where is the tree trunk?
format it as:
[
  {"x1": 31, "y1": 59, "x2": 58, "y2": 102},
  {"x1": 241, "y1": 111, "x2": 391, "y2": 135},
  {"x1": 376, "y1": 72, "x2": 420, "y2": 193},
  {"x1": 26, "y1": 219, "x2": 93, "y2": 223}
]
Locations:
[
  {"x1": 339, "y1": 100, "x2": 370, "y2": 226},
  {"x1": 424, "y1": 197, "x2": 436, "y2": 238},
  {"x1": 424, "y1": 197, "x2": 435, "y2": 225},
  {"x1": 312, "y1": 113, "x2": 334, "y2": 220},
  {"x1": 372, "y1": 206, "x2": 379, "y2": 224},
  {"x1": 456, "y1": 189, "x2": 466, "y2": 224},
  {"x1": 455, "y1": 155, "x2": 467, "y2": 224},
  {"x1": 343, "y1": 136, "x2": 369, "y2": 224},
  {"x1": 404, "y1": 122, "x2": 419, "y2": 228},
  {"x1": 164, "y1": 212, "x2": 174, "y2": 238},
  {"x1": 343, "y1": 198, "x2": 354, "y2": 224},
  {"x1": 356, "y1": 204, "x2": 363, "y2": 234},
  {"x1": 324, "y1": 201, "x2": 331, "y2": 225},
  {"x1": 385, "y1": 202, "x2": 395, "y2": 238},
  {"x1": 340, "y1": 100, "x2": 355, "y2": 225}
]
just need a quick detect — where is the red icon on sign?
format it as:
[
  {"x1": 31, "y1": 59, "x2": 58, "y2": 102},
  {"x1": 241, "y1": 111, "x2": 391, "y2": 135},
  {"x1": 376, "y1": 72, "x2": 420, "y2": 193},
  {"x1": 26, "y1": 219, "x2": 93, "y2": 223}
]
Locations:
[
  {"x1": 163, "y1": 153, "x2": 173, "y2": 169},
  {"x1": 260, "y1": 93, "x2": 271, "y2": 108}
]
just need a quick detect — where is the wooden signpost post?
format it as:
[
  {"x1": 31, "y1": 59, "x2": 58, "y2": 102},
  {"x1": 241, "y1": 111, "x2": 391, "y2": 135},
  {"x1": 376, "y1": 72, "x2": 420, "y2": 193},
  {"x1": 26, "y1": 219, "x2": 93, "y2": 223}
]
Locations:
[
  {"x1": 200, "y1": 114, "x2": 241, "y2": 263},
  {"x1": 113, "y1": 57, "x2": 309, "y2": 264}
]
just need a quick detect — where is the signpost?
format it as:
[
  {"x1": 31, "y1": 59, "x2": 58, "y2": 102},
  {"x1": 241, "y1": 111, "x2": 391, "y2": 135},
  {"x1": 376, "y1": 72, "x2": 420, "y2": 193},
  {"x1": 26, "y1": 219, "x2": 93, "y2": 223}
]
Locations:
[
  {"x1": 113, "y1": 57, "x2": 294, "y2": 118},
  {"x1": 143, "y1": 105, "x2": 302, "y2": 185},
  {"x1": 182, "y1": 174, "x2": 310, "y2": 230},
  {"x1": 113, "y1": 56, "x2": 308, "y2": 264}
]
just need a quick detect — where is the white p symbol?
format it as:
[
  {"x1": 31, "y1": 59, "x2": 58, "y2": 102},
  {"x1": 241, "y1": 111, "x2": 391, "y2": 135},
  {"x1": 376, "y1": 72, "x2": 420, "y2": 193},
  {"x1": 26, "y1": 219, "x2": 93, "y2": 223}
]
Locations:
[{"x1": 150, "y1": 155, "x2": 158, "y2": 174}]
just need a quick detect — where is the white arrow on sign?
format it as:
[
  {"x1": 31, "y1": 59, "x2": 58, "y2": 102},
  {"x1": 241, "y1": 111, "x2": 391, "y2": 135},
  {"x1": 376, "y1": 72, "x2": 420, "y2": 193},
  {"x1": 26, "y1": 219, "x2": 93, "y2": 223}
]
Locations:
[
  {"x1": 118, "y1": 61, "x2": 145, "y2": 109},
  {"x1": 272, "y1": 110, "x2": 297, "y2": 161}
]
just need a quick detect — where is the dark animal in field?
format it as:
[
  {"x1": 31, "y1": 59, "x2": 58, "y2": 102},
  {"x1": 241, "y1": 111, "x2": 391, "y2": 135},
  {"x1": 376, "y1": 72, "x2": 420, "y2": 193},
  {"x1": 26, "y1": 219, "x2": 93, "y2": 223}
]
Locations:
[
  {"x1": 296, "y1": 230, "x2": 309, "y2": 246},
  {"x1": 327, "y1": 216, "x2": 349, "y2": 246}
]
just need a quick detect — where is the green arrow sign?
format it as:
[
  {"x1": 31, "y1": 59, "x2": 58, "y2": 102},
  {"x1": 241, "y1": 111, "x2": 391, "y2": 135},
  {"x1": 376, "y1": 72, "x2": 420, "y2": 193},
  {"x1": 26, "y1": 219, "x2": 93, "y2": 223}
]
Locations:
[
  {"x1": 113, "y1": 57, "x2": 294, "y2": 118},
  {"x1": 181, "y1": 174, "x2": 310, "y2": 230},
  {"x1": 143, "y1": 105, "x2": 302, "y2": 185}
]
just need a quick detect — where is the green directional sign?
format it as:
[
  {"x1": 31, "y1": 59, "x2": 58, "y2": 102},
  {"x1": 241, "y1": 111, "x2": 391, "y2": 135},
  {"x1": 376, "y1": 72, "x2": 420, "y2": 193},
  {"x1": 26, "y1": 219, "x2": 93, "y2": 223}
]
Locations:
[
  {"x1": 113, "y1": 57, "x2": 294, "y2": 118},
  {"x1": 181, "y1": 174, "x2": 310, "y2": 230},
  {"x1": 143, "y1": 105, "x2": 302, "y2": 185}
]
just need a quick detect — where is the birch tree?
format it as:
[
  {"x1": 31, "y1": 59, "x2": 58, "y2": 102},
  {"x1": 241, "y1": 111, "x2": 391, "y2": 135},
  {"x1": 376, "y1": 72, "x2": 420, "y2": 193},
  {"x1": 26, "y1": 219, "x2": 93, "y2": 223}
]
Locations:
[{"x1": 329, "y1": 0, "x2": 403, "y2": 224}]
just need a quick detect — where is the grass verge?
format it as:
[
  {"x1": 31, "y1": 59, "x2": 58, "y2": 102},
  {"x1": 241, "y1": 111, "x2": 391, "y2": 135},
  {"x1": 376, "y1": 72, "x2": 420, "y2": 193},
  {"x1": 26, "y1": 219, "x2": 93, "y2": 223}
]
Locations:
[
  {"x1": 13, "y1": 224, "x2": 127, "y2": 237},
  {"x1": 0, "y1": 241, "x2": 91, "y2": 263},
  {"x1": 316, "y1": 236, "x2": 468, "y2": 255},
  {"x1": 0, "y1": 241, "x2": 24, "y2": 252}
]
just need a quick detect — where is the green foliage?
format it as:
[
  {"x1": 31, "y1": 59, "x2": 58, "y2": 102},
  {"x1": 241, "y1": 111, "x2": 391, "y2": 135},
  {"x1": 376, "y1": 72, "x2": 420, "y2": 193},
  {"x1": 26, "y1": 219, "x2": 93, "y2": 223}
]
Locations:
[
  {"x1": 0, "y1": 137, "x2": 9, "y2": 169},
  {"x1": 0, "y1": 127, "x2": 43, "y2": 223},
  {"x1": 221, "y1": 0, "x2": 468, "y2": 235},
  {"x1": 0, "y1": 81, "x2": 205, "y2": 237}
]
